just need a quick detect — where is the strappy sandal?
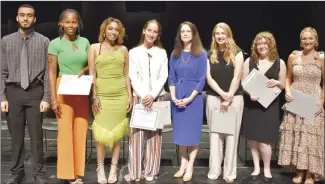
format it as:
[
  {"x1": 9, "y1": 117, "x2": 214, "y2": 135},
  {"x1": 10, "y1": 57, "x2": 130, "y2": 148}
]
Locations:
[
  {"x1": 96, "y1": 160, "x2": 107, "y2": 184},
  {"x1": 304, "y1": 178, "x2": 314, "y2": 184},
  {"x1": 293, "y1": 172, "x2": 304, "y2": 184},
  {"x1": 305, "y1": 172, "x2": 315, "y2": 184},
  {"x1": 70, "y1": 178, "x2": 83, "y2": 184},
  {"x1": 107, "y1": 159, "x2": 118, "y2": 184}
]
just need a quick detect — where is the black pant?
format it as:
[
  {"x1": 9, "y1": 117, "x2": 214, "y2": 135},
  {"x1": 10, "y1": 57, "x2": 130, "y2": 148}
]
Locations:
[{"x1": 6, "y1": 83, "x2": 44, "y2": 175}]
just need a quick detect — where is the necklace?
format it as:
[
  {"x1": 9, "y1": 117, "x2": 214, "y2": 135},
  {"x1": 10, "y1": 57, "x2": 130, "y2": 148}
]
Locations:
[
  {"x1": 108, "y1": 55, "x2": 116, "y2": 60},
  {"x1": 103, "y1": 43, "x2": 117, "y2": 60},
  {"x1": 182, "y1": 53, "x2": 191, "y2": 64},
  {"x1": 108, "y1": 46, "x2": 118, "y2": 60}
]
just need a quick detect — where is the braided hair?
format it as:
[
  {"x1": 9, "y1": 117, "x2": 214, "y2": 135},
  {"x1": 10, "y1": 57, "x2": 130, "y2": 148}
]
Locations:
[{"x1": 58, "y1": 9, "x2": 83, "y2": 38}]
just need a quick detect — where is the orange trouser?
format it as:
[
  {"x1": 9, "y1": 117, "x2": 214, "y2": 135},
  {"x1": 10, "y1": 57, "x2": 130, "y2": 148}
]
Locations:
[{"x1": 56, "y1": 77, "x2": 89, "y2": 179}]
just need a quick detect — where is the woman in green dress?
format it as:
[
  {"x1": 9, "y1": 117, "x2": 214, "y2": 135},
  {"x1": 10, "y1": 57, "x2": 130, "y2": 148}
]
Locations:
[{"x1": 88, "y1": 17, "x2": 132, "y2": 184}]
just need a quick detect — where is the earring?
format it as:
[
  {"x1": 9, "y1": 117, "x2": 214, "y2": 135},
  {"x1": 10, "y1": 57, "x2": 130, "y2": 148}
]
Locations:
[{"x1": 59, "y1": 26, "x2": 64, "y2": 35}]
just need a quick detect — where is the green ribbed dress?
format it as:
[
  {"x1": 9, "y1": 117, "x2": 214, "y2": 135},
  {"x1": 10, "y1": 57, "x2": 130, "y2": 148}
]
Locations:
[{"x1": 92, "y1": 49, "x2": 129, "y2": 149}]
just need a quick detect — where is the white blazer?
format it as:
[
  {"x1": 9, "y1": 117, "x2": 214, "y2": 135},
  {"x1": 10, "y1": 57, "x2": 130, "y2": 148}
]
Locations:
[{"x1": 129, "y1": 45, "x2": 168, "y2": 99}]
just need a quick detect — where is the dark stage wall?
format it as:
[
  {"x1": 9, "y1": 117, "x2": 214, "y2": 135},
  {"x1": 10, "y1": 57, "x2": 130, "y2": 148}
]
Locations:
[{"x1": 2, "y1": 1, "x2": 325, "y2": 58}]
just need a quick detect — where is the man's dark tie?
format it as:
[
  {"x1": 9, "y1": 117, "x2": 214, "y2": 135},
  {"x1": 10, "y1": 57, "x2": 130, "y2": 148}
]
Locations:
[{"x1": 21, "y1": 37, "x2": 29, "y2": 90}]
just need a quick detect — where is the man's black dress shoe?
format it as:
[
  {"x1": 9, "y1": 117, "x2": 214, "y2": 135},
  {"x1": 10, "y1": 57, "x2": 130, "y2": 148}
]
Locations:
[
  {"x1": 33, "y1": 173, "x2": 48, "y2": 184},
  {"x1": 3, "y1": 173, "x2": 26, "y2": 184}
]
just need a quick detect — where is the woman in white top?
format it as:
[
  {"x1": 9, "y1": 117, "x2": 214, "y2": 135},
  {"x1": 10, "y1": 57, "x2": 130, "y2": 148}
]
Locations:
[{"x1": 125, "y1": 19, "x2": 168, "y2": 182}]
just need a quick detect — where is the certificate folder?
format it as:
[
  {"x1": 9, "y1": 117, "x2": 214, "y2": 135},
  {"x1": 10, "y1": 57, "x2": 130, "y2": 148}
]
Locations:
[
  {"x1": 242, "y1": 68, "x2": 281, "y2": 108},
  {"x1": 210, "y1": 106, "x2": 237, "y2": 135},
  {"x1": 57, "y1": 75, "x2": 93, "y2": 95},
  {"x1": 130, "y1": 105, "x2": 159, "y2": 131},
  {"x1": 283, "y1": 89, "x2": 318, "y2": 120},
  {"x1": 130, "y1": 101, "x2": 171, "y2": 131},
  {"x1": 152, "y1": 101, "x2": 172, "y2": 129}
]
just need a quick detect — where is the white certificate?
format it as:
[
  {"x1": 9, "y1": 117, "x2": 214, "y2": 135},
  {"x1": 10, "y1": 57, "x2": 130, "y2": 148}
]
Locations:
[
  {"x1": 130, "y1": 105, "x2": 160, "y2": 131},
  {"x1": 242, "y1": 68, "x2": 281, "y2": 108},
  {"x1": 284, "y1": 89, "x2": 318, "y2": 120},
  {"x1": 210, "y1": 106, "x2": 237, "y2": 135},
  {"x1": 57, "y1": 75, "x2": 93, "y2": 95}
]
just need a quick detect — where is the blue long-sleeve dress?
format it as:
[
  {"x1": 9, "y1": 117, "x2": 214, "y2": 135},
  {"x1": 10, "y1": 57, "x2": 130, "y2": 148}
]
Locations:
[{"x1": 168, "y1": 50, "x2": 207, "y2": 146}]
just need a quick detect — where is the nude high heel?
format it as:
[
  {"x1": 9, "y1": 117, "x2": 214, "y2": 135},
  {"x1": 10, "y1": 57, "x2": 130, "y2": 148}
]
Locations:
[
  {"x1": 96, "y1": 160, "x2": 107, "y2": 184},
  {"x1": 107, "y1": 159, "x2": 118, "y2": 184}
]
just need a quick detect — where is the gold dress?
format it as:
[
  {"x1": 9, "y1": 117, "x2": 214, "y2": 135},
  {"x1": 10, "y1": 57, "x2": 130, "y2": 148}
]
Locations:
[{"x1": 92, "y1": 48, "x2": 129, "y2": 149}]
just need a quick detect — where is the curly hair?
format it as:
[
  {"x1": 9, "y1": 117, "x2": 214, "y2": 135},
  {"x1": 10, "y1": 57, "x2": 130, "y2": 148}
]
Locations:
[
  {"x1": 300, "y1": 27, "x2": 319, "y2": 50},
  {"x1": 137, "y1": 19, "x2": 163, "y2": 48},
  {"x1": 58, "y1": 9, "x2": 83, "y2": 38},
  {"x1": 172, "y1": 21, "x2": 203, "y2": 59},
  {"x1": 209, "y1": 22, "x2": 241, "y2": 66},
  {"x1": 98, "y1": 17, "x2": 125, "y2": 45},
  {"x1": 251, "y1": 31, "x2": 279, "y2": 64}
]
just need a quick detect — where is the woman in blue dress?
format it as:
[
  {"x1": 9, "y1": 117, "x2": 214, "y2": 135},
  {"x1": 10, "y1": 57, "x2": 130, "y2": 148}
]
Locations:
[{"x1": 168, "y1": 21, "x2": 207, "y2": 182}]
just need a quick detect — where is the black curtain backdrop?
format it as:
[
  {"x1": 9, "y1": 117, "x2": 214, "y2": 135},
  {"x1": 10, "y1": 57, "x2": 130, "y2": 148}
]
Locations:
[
  {"x1": 2, "y1": 1, "x2": 325, "y2": 58},
  {"x1": 1, "y1": 1, "x2": 325, "y2": 118}
]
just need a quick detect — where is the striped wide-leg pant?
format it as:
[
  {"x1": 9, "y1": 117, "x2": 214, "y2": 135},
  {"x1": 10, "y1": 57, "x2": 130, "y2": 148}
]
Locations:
[{"x1": 127, "y1": 96, "x2": 163, "y2": 180}]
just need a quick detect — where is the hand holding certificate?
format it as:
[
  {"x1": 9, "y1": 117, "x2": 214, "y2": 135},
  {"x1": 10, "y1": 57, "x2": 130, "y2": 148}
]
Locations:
[
  {"x1": 210, "y1": 106, "x2": 237, "y2": 135},
  {"x1": 283, "y1": 89, "x2": 318, "y2": 120},
  {"x1": 130, "y1": 101, "x2": 171, "y2": 130},
  {"x1": 57, "y1": 75, "x2": 93, "y2": 95},
  {"x1": 242, "y1": 68, "x2": 281, "y2": 108},
  {"x1": 130, "y1": 105, "x2": 159, "y2": 131}
]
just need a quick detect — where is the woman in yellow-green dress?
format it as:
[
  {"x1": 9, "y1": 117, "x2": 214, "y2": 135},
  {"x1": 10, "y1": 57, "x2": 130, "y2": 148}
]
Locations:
[{"x1": 88, "y1": 17, "x2": 132, "y2": 184}]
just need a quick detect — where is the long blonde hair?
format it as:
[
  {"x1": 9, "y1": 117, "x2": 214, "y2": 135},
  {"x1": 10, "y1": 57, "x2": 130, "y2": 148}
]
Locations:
[
  {"x1": 209, "y1": 22, "x2": 241, "y2": 66},
  {"x1": 251, "y1": 31, "x2": 279, "y2": 63}
]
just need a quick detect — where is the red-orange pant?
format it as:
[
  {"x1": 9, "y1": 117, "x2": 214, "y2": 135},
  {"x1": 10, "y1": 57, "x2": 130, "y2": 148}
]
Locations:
[{"x1": 56, "y1": 77, "x2": 89, "y2": 179}]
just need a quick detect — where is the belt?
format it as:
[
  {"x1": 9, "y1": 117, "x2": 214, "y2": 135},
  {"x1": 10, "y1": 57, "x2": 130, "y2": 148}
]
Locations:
[{"x1": 6, "y1": 81, "x2": 43, "y2": 88}]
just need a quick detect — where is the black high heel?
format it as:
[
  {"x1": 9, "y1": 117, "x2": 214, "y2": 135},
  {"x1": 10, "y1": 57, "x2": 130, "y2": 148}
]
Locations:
[
  {"x1": 263, "y1": 175, "x2": 272, "y2": 183},
  {"x1": 250, "y1": 173, "x2": 260, "y2": 181}
]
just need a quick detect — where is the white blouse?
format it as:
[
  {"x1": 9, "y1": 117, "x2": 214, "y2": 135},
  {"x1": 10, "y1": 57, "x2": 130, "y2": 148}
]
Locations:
[{"x1": 129, "y1": 45, "x2": 168, "y2": 99}]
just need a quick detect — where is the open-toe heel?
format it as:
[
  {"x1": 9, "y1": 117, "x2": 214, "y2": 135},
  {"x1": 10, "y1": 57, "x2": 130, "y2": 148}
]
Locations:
[
  {"x1": 293, "y1": 172, "x2": 304, "y2": 184},
  {"x1": 70, "y1": 178, "x2": 83, "y2": 184},
  {"x1": 97, "y1": 160, "x2": 107, "y2": 184},
  {"x1": 107, "y1": 159, "x2": 118, "y2": 184}
]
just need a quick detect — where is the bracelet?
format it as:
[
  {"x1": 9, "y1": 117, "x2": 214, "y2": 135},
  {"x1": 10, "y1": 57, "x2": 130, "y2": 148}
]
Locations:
[
  {"x1": 92, "y1": 96, "x2": 98, "y2": 100},
  {"x1": 51, "y1": 100, "x2": 58, "y2": 106}
]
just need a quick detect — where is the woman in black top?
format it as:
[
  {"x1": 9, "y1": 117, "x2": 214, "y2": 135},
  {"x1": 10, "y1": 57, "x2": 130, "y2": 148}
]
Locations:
[
  {"x1": 206, "y1": 22, "x2": 244, "y2": 184},
  {"x1": 241, "y1": 31, "x2": 286, "y2": 182}
]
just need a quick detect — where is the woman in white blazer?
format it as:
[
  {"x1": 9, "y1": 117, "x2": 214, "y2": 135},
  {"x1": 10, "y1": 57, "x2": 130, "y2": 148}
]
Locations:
[{"x1": 125, "y1": 19, "x2": 168, "y2": 182}]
